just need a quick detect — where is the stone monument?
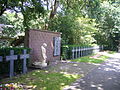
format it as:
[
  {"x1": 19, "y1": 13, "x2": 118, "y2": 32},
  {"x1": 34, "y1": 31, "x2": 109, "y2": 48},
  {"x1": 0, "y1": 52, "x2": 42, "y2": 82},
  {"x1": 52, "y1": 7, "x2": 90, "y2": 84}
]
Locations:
[
  {"x1": 25, "y1": 29, "x2": 61, "y2": 67},
  {"x1": 41, "y1": 43, "x2": 47, "y2": 67},
  {"x1": 32, "y1": 43, "x2": 48, "y2": 68}
]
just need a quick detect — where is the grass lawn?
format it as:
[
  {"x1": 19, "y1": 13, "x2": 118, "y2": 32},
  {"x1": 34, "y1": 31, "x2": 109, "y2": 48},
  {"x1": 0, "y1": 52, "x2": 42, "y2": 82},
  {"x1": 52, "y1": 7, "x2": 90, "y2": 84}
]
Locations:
[
  {"x1": 70, "y1": 54, "x2": 109, "y2": 63},
  {"x1": 0, "y1": 70, "x2": 80, "y2": 90},
  {"x1": 107, "y1": 50, "x2": 116, "y2": 54}
]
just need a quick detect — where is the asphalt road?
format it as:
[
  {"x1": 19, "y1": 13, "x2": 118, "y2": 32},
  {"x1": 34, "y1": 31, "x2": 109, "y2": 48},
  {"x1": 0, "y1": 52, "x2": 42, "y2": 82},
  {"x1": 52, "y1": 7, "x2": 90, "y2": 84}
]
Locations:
[{"x1": 64, "y1": 53, "x2": 120, "y2": 90}]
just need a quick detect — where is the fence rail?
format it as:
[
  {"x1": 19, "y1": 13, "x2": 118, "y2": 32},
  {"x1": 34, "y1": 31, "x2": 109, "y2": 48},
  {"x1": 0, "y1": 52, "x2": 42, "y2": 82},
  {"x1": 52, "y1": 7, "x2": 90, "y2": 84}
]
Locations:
[{"x1": 62, "y1": 46, "x2": 103, "y2": 60}]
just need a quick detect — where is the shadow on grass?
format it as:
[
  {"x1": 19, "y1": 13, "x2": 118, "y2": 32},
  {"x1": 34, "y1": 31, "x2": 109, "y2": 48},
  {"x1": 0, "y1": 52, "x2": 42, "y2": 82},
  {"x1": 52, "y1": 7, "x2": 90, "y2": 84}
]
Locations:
[{"x1": 0, "y1": 70, "x2": 80, "y2": 90}]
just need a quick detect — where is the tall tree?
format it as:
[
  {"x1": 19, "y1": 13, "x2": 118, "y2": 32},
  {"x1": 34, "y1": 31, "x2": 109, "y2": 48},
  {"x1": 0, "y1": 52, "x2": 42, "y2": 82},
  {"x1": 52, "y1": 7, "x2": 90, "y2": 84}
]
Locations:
[
  {"x1": 93, "y1": 1, "x2": 120, "y2": 50},
  {"x1": 0, "y1": 0, "x2": 45, "y2": 30}
]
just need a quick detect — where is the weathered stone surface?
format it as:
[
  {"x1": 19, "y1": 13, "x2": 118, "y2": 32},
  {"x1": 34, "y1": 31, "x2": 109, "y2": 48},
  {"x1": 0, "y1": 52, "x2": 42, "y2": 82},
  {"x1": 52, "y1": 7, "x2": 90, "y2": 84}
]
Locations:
[
  {"x1": 32, "y1": 61, "x2": 47, "y2": 68},
  {"x1": 25, "y1": 29, "x2": 61, "y2": 63},
  {"x1": 6, "y1": 50, "x2": 18, "y2": 78},
  {"x1": 20, "y1": 49, "x2": 30, "y2": 74}
]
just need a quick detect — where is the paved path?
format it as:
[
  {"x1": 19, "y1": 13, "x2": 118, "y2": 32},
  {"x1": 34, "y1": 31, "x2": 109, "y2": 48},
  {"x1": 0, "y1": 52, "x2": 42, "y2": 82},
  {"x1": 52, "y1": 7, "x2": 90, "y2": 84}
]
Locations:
[
  {"x1": 45, "y1": 61, "x2": 99, "y2": 77},
  {"x1": 64, "y1": 53, "x2": 120, "y2": 90}
]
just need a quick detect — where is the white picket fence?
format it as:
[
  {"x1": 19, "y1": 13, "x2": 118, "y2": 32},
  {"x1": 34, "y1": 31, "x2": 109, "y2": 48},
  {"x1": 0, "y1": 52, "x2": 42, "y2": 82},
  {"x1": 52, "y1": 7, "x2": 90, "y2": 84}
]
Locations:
[{"x1": 71, "y1": 46, "x2": 103, "y2": 59}]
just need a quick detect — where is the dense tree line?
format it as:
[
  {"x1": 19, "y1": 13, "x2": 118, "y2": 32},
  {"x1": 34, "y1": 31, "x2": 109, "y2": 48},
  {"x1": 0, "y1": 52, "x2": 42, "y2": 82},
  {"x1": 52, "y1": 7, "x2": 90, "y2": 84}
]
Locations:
[{"x1": 0, "y1": 0, "x2": 120, "y2": 50}]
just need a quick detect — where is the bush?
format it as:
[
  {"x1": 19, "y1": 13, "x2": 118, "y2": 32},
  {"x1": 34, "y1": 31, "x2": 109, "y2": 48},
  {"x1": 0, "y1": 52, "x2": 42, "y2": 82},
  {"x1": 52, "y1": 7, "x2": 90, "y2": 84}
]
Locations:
[{"x1": 0, "y1": 47, "x2": 31, "y2": 76}]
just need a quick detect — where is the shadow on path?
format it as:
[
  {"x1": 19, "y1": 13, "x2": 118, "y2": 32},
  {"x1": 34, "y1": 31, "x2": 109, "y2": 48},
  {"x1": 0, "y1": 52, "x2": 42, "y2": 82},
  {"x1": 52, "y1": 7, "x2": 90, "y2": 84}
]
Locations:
[{"x1": 64, "y1": 53, "x2": 120, "y2": 90}]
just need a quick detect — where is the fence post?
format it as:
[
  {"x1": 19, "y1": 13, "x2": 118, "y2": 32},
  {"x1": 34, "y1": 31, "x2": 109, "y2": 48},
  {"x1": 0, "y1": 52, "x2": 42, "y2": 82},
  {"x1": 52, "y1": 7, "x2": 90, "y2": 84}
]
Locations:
[
  {"x1": 88, "y1": 46, "x2": 90, "y2": 55},
  {"x1": 91, "y1": 46, "x2": 93, "y2": 54},
  {"x1": 83, "y1": 47, "x2": 85, "y2": 56},
  {"x1": 82, "y1": 47, "x2": 84, "y2": 57},
  {"x1": 79, "y1": 47, "x2": 81, "y2": 57},
  {"x1": 86, "y1": 46, "x2": 88, "y2": 55},
  {"x1": 84, "y1": 46, "x2": 86, "y2": 56},
  {"x1": 78, "y1": 47, "x2": 80, "y2": 57},
  {"x1": 72, "y1": 47, "x2": 74, "y2": 59},
  {"x1": 81, "y1": 47, "x2": 83, "y2": 57},
  {"x1": 87, "y1": 46, "x2": 89, "y2": 55},
  {"x1": 101, "y1": 45, "x2": 104, "y2": 51},
  {"x1": 68, "y1": 45, "x2": 101, "y2": 59},
  {"x1": 83, "y1": 46, "x2": 85, "y2": 56},
  {"x1": 85, "y1": 46, "x2": 87, "y2": 56},
  {"x1": 0, "y1": 56, "x2": 2, "y2": 62},
  {"x1": 76, "y1": 47, "x2": 78, "y2": 58}
]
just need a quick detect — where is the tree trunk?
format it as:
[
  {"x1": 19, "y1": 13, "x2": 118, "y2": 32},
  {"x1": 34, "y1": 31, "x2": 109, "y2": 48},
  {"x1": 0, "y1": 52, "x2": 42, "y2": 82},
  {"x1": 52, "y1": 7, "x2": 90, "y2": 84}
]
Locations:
[{"x1": 49, "y1": 0, "x2": 59, "y2": 19}]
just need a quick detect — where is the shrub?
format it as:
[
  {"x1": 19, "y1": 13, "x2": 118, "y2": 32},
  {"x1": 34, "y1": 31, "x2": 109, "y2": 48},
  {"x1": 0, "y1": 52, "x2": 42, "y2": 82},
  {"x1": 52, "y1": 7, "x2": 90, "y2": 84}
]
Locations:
[{"x1": 0, "y1": 47, "x2": 31, "y2": 76}]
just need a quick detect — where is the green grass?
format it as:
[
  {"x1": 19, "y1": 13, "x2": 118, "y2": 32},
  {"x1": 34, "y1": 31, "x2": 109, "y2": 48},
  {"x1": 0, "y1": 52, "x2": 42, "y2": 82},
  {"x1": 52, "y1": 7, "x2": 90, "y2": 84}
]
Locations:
[
  {"x1": 71, "y1": 54, "x2": 109, "y2": 63},
  {"x1": 107, "y1": 51, "x2": 116, "y2": 54},
  {"x1": 0, "y1": 70, "x2": 80, "y2": 90}
]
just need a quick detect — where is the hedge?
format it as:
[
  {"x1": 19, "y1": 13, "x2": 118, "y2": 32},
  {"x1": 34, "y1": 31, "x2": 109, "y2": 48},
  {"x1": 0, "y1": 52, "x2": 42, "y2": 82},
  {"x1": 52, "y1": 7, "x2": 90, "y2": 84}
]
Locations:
[{"x1": 0, "y1": 47, "x2": 31, "y2": 76}]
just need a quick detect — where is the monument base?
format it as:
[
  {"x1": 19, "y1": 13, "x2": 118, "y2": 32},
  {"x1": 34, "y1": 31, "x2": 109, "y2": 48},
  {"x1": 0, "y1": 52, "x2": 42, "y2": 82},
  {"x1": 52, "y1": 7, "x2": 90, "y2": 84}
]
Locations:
[{"x1": 32, "y1": 62, "x2": 47, "y2": 68}]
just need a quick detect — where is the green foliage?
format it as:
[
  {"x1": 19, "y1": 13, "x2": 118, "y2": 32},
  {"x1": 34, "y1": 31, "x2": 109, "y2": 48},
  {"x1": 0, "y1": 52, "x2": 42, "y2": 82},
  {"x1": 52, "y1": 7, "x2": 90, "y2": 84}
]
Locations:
[
  {"x1": 0, "y1": 15, "x2": 9, "y2": 24},
  {"x1": 48, "y1": 14, "x2": 77, "y2": 44},
  {"x1": 0, "y1": 0, "x2": 45, "y2": 31},
  {"x1": 20, "y1": 0, "x2": 45, "y2": 30},
  {"x1": 49, "y1": 14, "x2": 97, "y2": 45},
  {"x1": 0, "y1": 12, "x2": 24, "y2": 37},
  {"x1": 61, "y1": 46, "x2": 72, "y2": 60},
  {"x1": 76, "y1": 0, "x2": 120, "y2": 51},
  {"x1": 60, "y1": 0, "x2": 84, "y2": 17},
  {"x1": 0, "y1": 47, "x2": 31, "y2": 76},
  {"x1": 1, "y1": 0, "x2": 120, "y2": 51},
  {"x1": 73, "y1": 17, "x2": 97, "y2": 45},
  {"x1": 83, "y1": 0, "x2": 101, "y2": 19},
  {"x1": 1, "y1": 12, "x2": 46, "y2": 38},
  {"x1": 94, "y1": 1, "x2": 120, "y2": 50}
]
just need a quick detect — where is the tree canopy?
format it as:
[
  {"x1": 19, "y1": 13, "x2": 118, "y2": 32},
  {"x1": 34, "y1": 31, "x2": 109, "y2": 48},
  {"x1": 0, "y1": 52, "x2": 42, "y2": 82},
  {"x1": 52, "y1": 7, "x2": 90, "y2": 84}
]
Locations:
[{"x1": 0, "y1": 0, "x2": 120, "y2": 50}]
